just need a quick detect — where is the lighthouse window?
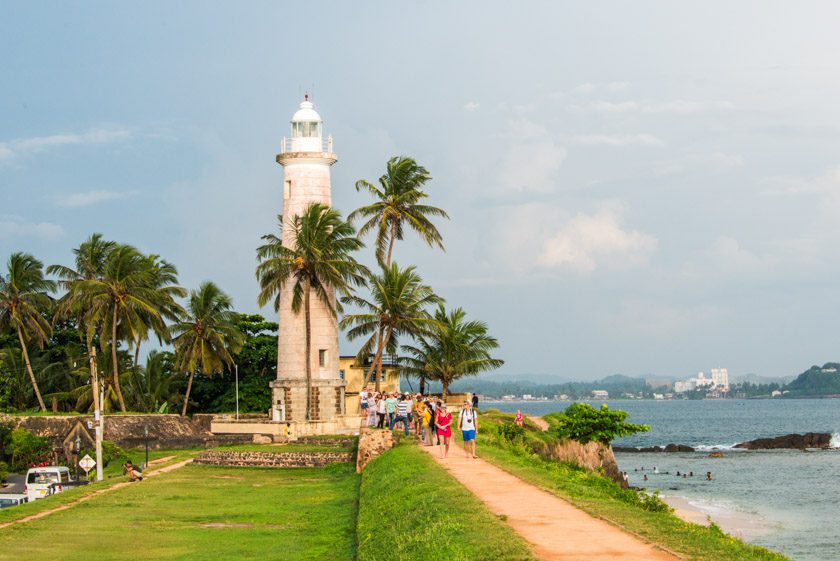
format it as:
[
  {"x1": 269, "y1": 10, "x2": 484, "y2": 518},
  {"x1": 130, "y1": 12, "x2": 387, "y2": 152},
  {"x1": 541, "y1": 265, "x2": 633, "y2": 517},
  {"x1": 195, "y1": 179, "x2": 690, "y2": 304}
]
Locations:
[
  {"x1": 318, "y1": 349, "x2": 327, "y2": 367},
  {"x1": 292, "y1": 121, "x2": 321, "y2": 138}
]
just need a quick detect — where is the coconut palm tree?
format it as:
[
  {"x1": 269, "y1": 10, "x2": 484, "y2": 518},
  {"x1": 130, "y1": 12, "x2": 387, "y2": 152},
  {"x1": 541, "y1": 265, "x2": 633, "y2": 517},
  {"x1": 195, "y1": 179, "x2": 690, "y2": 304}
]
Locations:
[
  {"x1": 48, "y1": 233, "x2": 116, "y2": 413},
  {"x1": 76, "y1": 244, "x2": 173, "y2": 412},
  {"x1": 340, "y1": 263, "x2": 441, "y2": 392},
  {"x1": 256, "y1": 203, "x2": 366, "y2": 419},
  {"x1": 0, "y1": 253, "x2": 56, "y2": 411},
  {"x1": 349, "y1": 156, "x2": 448, "y2": 267},
  {"x1": 171, "y1": 281, "x2": 244, "y2": 416},
  {"x1": 400, "y1": 305, "x2": 503, "y2": 399}
]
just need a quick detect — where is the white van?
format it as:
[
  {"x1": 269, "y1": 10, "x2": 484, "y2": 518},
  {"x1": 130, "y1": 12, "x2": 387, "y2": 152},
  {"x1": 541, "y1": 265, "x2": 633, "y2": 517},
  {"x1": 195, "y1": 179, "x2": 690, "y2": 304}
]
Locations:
[
  {"x1": 24, "y1": 466, "x2": 72, "y2": 501},
  {"x1": 0, "y1": 494, "x2": 28, "y2": 508}
]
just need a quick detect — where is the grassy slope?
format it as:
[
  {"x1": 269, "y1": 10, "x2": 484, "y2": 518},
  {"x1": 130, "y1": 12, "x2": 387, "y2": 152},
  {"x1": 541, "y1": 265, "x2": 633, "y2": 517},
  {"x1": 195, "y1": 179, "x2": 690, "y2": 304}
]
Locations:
[
  {"x1": 357, "y1": 443, "x2": 535, "y2": 561},
  {"x1": 0, "y1": 462, "x2": 359, "y2": 561},
  {"x1": 475, "y1": 410, "x2": 790, "y2": 561}
]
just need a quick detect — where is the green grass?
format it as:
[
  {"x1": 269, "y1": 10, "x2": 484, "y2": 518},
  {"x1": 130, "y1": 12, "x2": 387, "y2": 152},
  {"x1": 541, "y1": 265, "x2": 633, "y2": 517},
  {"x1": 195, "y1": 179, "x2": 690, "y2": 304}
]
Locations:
[
  {"x1": 357, "y1": 444, "x2": 535, "y2": 561},
  {"x1": 0, "y1": 462, "x2": 360, "y2": 561},
  {"x1": 474, "y1": 411, "x2": 790, "y2": 561}
]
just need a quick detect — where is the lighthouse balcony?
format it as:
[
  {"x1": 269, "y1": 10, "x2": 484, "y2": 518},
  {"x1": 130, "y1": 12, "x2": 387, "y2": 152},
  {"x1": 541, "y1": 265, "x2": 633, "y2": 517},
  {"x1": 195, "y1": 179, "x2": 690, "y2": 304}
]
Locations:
[{"x1": 281, "y1": 136, "x2": 334, "y2": 155}]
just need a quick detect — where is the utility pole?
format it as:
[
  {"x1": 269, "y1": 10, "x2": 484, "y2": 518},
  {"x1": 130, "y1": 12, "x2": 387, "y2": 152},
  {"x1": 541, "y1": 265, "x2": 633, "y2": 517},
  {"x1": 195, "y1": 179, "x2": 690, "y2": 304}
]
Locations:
[
  {"x1": 235, "y1": 363, "x2": 239, "y2": 421},
  {"x1": 89, "y1": 346, "x2": 103, "y2": 482}
]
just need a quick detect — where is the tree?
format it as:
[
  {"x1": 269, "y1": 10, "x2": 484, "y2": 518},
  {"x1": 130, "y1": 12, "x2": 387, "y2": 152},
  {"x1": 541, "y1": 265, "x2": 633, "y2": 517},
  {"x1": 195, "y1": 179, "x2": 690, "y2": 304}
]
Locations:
[
  {"x1": 400, "y1": 305, "x2": 503, "y2": 398},
  {"x1": 547, "y1": 403, "x2": 649, "y2": 445},
  {"x1": 340, "y1": 263, "x2": 441, "y2": 391},
  {"x1": 0, "y1": 253, "x2": 56, "y2": 411},
  {"x1": 256, "y1": 203, "x2": 366, "y2": 419},
  {"x1": 75, "y1": 244, "x2": 176, "y2": 412},
  {"x1": 171, "y1": 281, "x2": 244, "y2": 416}
]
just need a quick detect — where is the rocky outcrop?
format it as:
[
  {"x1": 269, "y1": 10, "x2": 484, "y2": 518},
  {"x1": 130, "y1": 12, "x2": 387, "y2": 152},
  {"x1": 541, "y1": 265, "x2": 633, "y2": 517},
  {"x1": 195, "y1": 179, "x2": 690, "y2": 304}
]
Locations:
[
  {"x1": 356, "y1": 429, "x2": 395, "y2": 473},
  {"x1": 193, "y1": 450, "x2": 352, "y2": 468},
  {"x1": 734, "y1": 433, "x2": 832, "y2": 450},
  {"x1": 549, "y1": 440, "x2": 627, "y2": 488},
  {"x1": 613, "y1": 444, "x2": 695, "y2": 453}
]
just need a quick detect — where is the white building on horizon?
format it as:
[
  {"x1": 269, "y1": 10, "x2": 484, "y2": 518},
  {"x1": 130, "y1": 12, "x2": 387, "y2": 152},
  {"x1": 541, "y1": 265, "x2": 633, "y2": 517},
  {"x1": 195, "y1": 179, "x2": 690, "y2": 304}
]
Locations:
[{"x1": 710, "y1": 367, "x2": 729, "y2": 390}]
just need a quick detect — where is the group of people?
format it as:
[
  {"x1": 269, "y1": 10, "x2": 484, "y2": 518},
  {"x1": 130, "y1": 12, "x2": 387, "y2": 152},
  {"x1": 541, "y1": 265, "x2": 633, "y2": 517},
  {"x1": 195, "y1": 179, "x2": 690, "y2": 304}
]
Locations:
[
  {"x1": 632, "y1": 466, "x2": 713, "y2": 482},
  {"x1": 360, "y1": 388, "x2": 480, "y2": 459}
]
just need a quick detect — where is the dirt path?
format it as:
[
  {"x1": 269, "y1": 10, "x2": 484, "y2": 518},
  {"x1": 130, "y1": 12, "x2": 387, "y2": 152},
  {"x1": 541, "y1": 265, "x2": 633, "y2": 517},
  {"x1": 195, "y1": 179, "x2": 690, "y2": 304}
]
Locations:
[
  {"x1": 0, "y1": 459, "x2": 192, "y2": 530},
  {"x1": 419, "y1": 444, "x2": 681, "y2": 561},
  {"x1": 526, "y1": 415, "x2": 549, "y2": 431}
]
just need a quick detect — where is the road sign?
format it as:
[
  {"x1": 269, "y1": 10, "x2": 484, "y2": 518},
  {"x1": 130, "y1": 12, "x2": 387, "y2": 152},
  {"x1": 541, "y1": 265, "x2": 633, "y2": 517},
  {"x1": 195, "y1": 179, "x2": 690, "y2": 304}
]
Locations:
[{"x1": 79, "y1": 454, "x2": 96, "y2": 473}]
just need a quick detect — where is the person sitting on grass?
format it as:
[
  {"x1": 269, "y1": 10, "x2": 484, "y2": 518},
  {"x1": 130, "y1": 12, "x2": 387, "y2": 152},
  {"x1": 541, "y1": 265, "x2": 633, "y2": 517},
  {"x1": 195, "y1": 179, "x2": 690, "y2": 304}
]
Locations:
[
  {"x1": 123, "y1": 461, "x2": 143, "y2": 481},
  {"x1": 459, "y1": 400, "x2": 478, "y2": 458}
]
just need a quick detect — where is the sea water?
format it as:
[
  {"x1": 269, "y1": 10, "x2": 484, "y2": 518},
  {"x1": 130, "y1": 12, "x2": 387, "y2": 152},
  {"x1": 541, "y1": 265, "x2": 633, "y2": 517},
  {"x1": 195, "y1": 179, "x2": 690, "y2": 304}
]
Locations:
[{"x1": 489, "y1": 399, "x2": 840, "y2": 561}]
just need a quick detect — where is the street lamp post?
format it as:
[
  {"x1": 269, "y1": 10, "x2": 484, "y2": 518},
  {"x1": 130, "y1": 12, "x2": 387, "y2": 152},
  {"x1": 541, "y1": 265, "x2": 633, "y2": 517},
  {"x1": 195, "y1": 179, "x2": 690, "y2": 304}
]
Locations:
[
  {"x1": 74, "y1": 435, "x2": 81, "y2": 481},
  {"x1": 235, "y1": 363, "x2": 240, "y2": 421},
  {"x1": 144, "y1": 425, "x2": 149, "y2": 470}
]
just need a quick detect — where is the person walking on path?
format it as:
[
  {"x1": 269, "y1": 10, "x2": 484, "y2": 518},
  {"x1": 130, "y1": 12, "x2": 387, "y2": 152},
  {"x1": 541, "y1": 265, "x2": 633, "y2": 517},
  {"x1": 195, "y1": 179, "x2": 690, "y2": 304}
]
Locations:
[
  {"x1": 514, "y1": 409, "x2": 523, "y2": 427},
  {"x1": 385, "y1": 393, "x2": 398, "y2": 428},
  {"x1": 392, "y1": 395, "x2": 411, "y2": 435},
  {"x1": 471, "y1": 393, "x2": 479, "y2": 409},
  {"x1": 436, "y1": 403, "x2": 453, "y2": 458},
  {"x1": 360, "y1": 386, "x2": 369, "y2": 415},
  {"x1": 459, "y1": 400, "x2": 478, "y2": 458},
  {"x1": 366, "y1": 392, "x2": 378, "y2": 427},
  {"x1": 376, "y1": 392, "x2": 387, "y2": 429},
  {"x1": 428, "y1": 399, "x2": 438, "y2": 445},
  {"x1": 421, "y1": 404, "x2": 432, "y2": 445}
]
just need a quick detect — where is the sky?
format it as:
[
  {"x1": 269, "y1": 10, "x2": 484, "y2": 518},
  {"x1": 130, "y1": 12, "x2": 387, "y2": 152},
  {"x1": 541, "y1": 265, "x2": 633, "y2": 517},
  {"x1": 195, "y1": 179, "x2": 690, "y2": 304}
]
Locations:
[{"x1": 2, "y1": 2, "x2": 840, "y2": 381}]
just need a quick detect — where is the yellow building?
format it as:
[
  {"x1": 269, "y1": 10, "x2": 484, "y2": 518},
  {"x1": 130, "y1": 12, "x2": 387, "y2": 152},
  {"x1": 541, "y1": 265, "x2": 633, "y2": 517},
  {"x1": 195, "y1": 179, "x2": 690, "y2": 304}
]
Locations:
[{"x1": 340, "y1": 355, "x2": 401, "y2": 413}]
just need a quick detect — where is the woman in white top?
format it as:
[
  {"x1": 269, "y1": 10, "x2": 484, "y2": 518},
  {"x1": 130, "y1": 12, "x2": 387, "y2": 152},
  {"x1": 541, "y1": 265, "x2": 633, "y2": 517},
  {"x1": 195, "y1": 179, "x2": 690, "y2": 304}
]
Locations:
[
  {"x1": 376, "y1": 393, "x2": 387, "y2": 429},
  {"x1": 366, "y1": 394, "x2": 377, "y2": 427}
]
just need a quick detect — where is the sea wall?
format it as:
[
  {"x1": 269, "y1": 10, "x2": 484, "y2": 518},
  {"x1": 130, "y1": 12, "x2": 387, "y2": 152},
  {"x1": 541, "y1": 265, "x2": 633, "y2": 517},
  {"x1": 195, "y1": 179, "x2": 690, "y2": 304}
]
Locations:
[
  {"x1": 548, "y1": 439, "x2": 627, "y2": 488},
  {"x1": 193, "y1": 450, "x2": 352, "y2": 468}
]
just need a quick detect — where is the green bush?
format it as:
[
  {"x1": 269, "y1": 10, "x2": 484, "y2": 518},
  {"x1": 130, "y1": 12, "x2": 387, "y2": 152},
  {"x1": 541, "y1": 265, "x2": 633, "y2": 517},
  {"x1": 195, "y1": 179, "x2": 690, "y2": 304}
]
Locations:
[
  {"x1": 79, "y1": 440, "x2": 132, "y2": 469},
  {"x1": 548, "y1": 403, "x2": 649, "y2": 444},
  {"x1": 497, "y1": 421, "x2": 526, "y2": 442},
  {"x1": 9, "y1": 428, "x2": 52, "y2": 471},
  {"x1": 0, "y1": 460, "x2": 8, "y2": 483}
]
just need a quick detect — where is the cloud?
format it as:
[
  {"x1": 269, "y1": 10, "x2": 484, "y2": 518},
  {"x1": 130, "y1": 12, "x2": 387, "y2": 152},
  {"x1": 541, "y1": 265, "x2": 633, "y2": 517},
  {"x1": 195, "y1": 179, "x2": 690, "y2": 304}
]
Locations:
[
  {"x1": 654, "y1": 152, "x2": 744, "y2": 176},
  {"x1": 607, "y1": 81, "x2": 632, "y2": 92},
  {"x1": 537, "y1": 206, "x2": 657, "y2": 273},
  {"x1": 497, "y1": 120, "x2": 567, "y2": 193},
  {"x1": 464, "y1": 101, "x2": 480, "y2": 112},
  {"x1": 0, "y1": 128, "x2": 131, "y2": 163},
  {"x1": 0, "y1": 216, "x2": 64, "y2": 241},
  {"x1": 567, "y1": 99, "x2": 735, "y2": 115},
  {"x1": 573, "y1": 133, "x2": 664, "y2": 146},
  {"x1": 572, "y1": 82, "x2": 596, "y2": 94},
  {"x1": 55, "y1": 190, "x2": 134, "y2": 208},
  {"x1": 766, "y1": 166, "x2": 840, "y2": 196}
]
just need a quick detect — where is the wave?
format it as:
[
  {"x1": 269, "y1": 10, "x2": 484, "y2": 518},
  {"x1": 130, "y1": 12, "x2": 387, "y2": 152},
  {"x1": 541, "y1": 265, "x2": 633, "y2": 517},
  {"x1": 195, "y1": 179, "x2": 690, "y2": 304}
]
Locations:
[
  {"x1": 692, "y1": 443, "x2": 745, "y2": 452},
  {"x1": 830, "y1": 433, "x2": 840, "y2": 448}
]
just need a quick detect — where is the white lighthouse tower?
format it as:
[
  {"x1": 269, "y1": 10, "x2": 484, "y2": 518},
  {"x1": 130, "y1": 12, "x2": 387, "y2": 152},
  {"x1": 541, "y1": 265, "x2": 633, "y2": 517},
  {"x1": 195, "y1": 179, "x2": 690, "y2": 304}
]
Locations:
[{"x1": 271, "y1": 95, "x2": 345, "y2": 424}]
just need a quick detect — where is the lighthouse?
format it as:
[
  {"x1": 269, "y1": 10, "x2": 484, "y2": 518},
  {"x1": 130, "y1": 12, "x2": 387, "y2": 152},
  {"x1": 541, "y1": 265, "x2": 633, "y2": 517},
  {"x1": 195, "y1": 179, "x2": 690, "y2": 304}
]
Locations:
[{"x1": 271, "y1": 96, "x2": 345, "y2": 424}]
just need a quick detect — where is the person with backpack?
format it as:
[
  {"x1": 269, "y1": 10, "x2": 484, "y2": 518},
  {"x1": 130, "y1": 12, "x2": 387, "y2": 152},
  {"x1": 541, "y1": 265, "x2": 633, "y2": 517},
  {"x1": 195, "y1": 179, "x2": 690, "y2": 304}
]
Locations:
[{"x1": 459, "y1": 400, "x2": 479, "y2": 458}]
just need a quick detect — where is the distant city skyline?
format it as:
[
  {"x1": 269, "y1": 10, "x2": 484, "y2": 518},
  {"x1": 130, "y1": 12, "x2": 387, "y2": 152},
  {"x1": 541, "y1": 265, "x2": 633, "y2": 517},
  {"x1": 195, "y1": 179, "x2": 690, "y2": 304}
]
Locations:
[{"x1": 3, "y1": 3, "x2": 840, "y2": 380}]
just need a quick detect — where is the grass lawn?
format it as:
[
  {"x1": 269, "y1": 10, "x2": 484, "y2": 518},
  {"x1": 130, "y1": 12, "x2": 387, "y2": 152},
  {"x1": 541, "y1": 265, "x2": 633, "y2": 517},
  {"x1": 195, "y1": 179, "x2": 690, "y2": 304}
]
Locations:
[
  {"x1": 474, "y1": 411, "x2": 790, "y2": 561},
  {"x1": 357, "y1": 443, "x2": 535, "y2": 561},
  {"x1": 0, "y1": 462, "x2": 360, "y2": 561}
]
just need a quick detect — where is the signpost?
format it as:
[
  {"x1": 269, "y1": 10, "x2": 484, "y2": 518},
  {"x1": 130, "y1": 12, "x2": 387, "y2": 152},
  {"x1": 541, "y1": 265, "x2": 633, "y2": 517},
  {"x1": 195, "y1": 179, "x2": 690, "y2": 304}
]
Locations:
[{"x1": 79, "y1": 454, "x2": 96, "y2": 478}]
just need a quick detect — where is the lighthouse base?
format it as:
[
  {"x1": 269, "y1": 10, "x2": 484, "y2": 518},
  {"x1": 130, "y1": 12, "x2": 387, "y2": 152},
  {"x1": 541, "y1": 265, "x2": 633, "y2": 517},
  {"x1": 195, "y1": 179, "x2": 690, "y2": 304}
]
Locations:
[{"x1": 270, "y1": 378, "x2": 346, "y2": 423}]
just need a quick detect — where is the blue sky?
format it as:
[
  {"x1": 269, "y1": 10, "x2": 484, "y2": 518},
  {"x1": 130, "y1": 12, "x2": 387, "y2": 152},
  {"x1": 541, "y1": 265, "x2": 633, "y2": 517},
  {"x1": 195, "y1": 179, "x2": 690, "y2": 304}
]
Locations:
[{"x1": 3, "y1": 2, "x2": 840, "y2": 380}]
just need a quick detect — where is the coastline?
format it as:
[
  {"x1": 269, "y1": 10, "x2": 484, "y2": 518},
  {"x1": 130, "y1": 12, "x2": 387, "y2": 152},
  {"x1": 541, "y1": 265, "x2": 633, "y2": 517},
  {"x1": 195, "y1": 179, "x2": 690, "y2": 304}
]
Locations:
[{"x1": 662, "y1": 494, "x2": 771, "y2": 540}]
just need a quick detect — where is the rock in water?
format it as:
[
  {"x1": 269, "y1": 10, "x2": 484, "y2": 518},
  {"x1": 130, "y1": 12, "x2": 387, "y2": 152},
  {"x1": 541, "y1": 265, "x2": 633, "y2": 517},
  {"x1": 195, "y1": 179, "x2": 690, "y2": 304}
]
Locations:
[{"x1": 733, "y1": 432, "x2": 832, "y2": 450}]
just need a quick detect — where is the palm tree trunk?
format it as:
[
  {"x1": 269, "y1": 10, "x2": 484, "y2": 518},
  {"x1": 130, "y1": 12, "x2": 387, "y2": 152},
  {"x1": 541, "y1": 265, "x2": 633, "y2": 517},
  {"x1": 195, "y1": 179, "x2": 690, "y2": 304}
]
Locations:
[
  {"x1": 304, "y1": 280, "x2": 313, "y2": 420},
  {"x1": 386, "y1": 221, "x2": 397, "y2": 267},
  {"x1": 181, "y1": 369, "x2": 195, "y2": 416},
  {"x1": 419, "y1": 376, "x2": 425, "y2": 395},
  {"x1": 111, "y1": 304, "x2": 127, "y2": 412},
  {"x1": 17, "y1": 327, "x2": 47, "y2": 411},
  {"x1": 364, "y1": 327, "x2": 383, "y2": 389},
  {"x1": 442, "y1": 376, "x2": 449, "y2": 400},
  {"x1": 375, "y1": 327, "x2": 393, "y2": 393},
  {"x1": 87, "y1": 332, "x2": 100, "y2": 414},
  {"x1": 133, "y1": 337, "x2": 141, "y2": 369}
]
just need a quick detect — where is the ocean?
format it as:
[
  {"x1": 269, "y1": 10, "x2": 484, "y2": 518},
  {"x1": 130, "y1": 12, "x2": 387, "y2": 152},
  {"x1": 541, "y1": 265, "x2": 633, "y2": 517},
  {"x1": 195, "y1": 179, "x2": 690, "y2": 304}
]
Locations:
[{"x1": 488, "y1": 398, "x2": 840, "y2": 561}]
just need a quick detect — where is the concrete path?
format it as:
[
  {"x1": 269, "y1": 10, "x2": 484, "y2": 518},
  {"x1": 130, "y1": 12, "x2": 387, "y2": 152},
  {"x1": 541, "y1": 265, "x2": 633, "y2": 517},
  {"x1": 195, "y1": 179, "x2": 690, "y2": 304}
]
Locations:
[
  {"x1": 419, "y1": 444, "x2": 681, "y2": 561},
  {"x1": 0, "y1": 458, "x2": 192, "y2": 530}
]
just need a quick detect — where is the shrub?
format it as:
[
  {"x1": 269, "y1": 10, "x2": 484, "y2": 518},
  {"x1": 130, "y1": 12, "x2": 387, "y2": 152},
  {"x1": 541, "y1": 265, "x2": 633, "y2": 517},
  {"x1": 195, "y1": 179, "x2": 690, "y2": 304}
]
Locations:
[
  {"x1": 550, "y1": 403, "x2": 649, "y2": 444},
  {"x1": 79, "y1": 440, "x2": 132, "y2": 469},
  {"x1": 9, "y1": 428, "x2": 52, "y2": 471},
  {"x1": 497, "y1": 422, "x2": 526, "y2": 443}
]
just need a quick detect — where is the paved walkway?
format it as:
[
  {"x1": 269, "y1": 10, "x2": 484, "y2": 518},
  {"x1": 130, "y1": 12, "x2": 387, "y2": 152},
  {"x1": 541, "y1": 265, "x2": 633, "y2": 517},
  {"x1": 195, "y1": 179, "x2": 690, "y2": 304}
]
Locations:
[
  {"x1": 0, "y1": 458, "x2": 192, "y2": 530},
  {"x1": 419, "y1": 443, "x2": 681, "y2": 561}
]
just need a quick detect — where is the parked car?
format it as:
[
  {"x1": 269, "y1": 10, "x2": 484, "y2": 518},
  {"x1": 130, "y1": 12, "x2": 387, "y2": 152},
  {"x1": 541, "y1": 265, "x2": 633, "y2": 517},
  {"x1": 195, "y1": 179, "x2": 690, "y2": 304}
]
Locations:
[
  {"x1": 24, "y1": 466, "x2": 73, "y2": 501},
  {"x1": 0, "y1": 494, "x2": 29, "y2": 508}
]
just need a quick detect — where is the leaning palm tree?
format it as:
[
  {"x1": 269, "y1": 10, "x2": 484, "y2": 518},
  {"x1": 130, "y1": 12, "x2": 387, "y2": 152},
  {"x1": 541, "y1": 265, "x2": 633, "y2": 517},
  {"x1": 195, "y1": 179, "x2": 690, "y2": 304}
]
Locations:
[
  {"x1": 76, "y1": 244, "x2": 171, "y2": 412},
  {"x1": 170, "y1": 282, "x2": 244, "y2": 416},
  {"x1": 400, "y1": 305, "x2": 503, "y2": 399},
  {"x1": 340, "y1": 263, "x2": 442, "y2": 392},
  {"x1": 349, "y1": 155, "x2": 449, "y2": 267},
  {"x1": 48, "y1": 233, "x2": 116, "y2": 413},
  {"x1": 0, "y1": 253, "x2": 56, "y2": 411},
  {"x1": 256, "y1": 203, "x2": 366, "y2": 419}
]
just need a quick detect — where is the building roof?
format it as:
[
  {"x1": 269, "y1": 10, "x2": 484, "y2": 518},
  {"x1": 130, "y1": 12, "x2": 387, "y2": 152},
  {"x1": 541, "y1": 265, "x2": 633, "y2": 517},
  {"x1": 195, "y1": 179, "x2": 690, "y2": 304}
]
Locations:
[{"x1": 291, "y1": 97, "x2": 321, "y2": 123}]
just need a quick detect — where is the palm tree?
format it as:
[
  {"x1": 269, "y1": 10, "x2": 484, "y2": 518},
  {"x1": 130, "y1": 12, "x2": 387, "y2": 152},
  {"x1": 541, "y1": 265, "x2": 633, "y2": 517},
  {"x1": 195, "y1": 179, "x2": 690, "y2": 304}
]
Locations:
[
  {"x1": 349, "y1": 155, "x2": 448, "y2": 267},
  {"x1": 75, "y1": 244, "x2": 173, "y2": 412},
  {"x1": 0, "y1": 253, "x2": 56, "y2": 411},
  {"x1": 171, "y1": 282, "x2": 244, "y2": 416},
  {"x1": 340, "y1": 263, "x2": 441, "y2": 392},
  {"x1": 48, "y1": 233, "x2": 116, "y2": 413},
  {"x1": 256, "y1": 203, "x2": 366, "y2": 419},
  {"x1": 400, "y1": 305, "x2": 503, "y2": 399}
]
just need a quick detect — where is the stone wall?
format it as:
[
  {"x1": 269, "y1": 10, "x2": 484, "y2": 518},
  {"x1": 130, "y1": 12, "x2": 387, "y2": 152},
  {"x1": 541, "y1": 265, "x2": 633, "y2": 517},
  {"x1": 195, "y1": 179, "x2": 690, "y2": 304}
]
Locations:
[
  {"x1": 548, "y1": 439, "x2": 626, "y2": 488},
  {"x1": 193, "y1": 450, "x2": 352, "y2": 468},
  {"x1": 356, "y1": 429, "x2": 395, "y2": 473}
]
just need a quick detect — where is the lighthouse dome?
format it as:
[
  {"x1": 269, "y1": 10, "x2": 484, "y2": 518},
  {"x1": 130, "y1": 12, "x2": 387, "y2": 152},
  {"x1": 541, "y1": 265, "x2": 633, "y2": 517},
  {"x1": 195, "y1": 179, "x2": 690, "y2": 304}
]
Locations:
[{"x1": 291, "y1": 98, "x2": 322, "y2": 123}]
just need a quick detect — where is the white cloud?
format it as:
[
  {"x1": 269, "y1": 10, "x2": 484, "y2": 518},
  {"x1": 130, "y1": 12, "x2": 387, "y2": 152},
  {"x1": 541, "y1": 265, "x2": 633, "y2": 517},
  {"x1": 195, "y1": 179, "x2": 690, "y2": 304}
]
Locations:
[
  {"x1": 55, "y1": 190, "x2": 133, "y2": 208},
  {"x1": 607, "y1": 81, "x2": 632, "y2": 92},
  {"x1": 497, "y1": 120, "x2": 567, "y2": 193},
  {"x1": 0, "y1": 128, "x2": 131, "y2": 163},
  {"x1": 464, "y1": 101, "x2": 480, "y2": 112},
  {"x1": 0, "y1": 216, "x2": 64, "y2": 241},
  {"x1": 538, "y1": 207, "x2": 658, "y2": 273},
  {"x1": 654, "y1": 152, "x2": 744, "y2": 176},
  {"x1": 567, "y1": 100, "x2": 639, "y2": 114},
  {"x1": 567, "y1": 99, "x2": 734, "y2": 115},
  {"x1": 572, "y1": 82, "x2": 596, "y2": 93},
  {"x1": 573, "y1": 133, "x2": 664, "y2": 147}
]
